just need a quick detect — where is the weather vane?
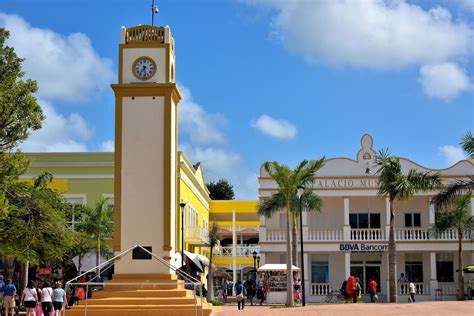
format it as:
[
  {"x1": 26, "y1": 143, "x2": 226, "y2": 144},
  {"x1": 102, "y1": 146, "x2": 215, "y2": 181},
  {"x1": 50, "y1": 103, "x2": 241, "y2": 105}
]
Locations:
[{"x1": 151, "y1": 0, "x2": 159, "y2": 26}]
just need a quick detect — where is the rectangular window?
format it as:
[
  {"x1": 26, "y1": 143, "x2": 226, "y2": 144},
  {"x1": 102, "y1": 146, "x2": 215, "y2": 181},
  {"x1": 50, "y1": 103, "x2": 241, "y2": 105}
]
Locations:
[
  {"x1": 350, "y1": 213, "x2": 381, "y2": 228},
  {"x1": 311, "y1": 254, "x2": 329, "y2": 283},
  {"x1": 405, "y1": 213, "x2": 421, "y2": 227},
  {"x1": 436, "y1": 253, "x2": 454, "y2": 282},
  {"x1": 405, "y1": 253, "x2": 423, "y2": 282}
]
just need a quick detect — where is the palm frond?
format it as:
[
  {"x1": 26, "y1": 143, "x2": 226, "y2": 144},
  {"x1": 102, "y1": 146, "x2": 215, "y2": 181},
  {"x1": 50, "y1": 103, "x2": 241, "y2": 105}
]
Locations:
[
  {"x1": 258, "y1": 192, "x2": 286, "y2": 218},
  {"x1": 432, "y1": 178, "x2": 474, "y2": 211},
  {"x1": 434, "y1": 195, "x2": 473, "y2": 232},
  {"x1": 406, "y1": 169, "x2": 442, "y2": 192},
  {"x1": 460, "y1": 131, "x2": 474, "y2": 159}
]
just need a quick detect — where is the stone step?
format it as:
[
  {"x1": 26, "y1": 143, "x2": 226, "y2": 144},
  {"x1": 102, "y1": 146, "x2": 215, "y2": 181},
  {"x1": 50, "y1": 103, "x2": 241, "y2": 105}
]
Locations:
[
  {"x1": 93, "y1": 289, "x2": 190, "y2": 298},
  {"x1": 101, "y1": 283, "x2": 184, "y2": 290},
  {"x1": 81, "y1": 296, "x2": 197, "y2": 306},
  {"x1": 66, "y1": 308, "x2": 213, "y2": 316},
  {"x1": 112, "y1": 273, "x2": 178, "y2": 280}
]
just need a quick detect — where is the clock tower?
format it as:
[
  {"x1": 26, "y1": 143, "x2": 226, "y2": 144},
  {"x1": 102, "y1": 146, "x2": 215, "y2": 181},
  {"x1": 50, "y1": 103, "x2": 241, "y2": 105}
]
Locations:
[{"x1": 111, "y1": 25, "x2": 180, "y2": 273}]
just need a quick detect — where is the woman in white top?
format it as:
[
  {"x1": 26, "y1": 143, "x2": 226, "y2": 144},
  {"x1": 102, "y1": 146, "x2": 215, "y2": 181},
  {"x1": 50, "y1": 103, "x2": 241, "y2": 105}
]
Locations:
[
  {"x1": 41, "y1": 281, "x2": 53, "y2": 316},
  {"x1": 20, "y1": 281, "x2": 38, "y2": 316}
]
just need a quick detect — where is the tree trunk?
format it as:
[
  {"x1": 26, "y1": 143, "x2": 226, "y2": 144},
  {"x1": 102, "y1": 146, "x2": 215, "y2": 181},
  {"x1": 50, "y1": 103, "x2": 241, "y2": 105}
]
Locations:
[
  {"x1": 207, "y1": 249, "x2": 214, "y2": 301},
  {"x1": 388, "y1": 200, "x2": 397, "y2": 303},
  {"x1": 292, "y1": 212, "x2": 297, "y2": 266},
  {"x1": 21, "y1": 261, "x2": 29, "y2": 292},
  {"x1": 458, "y1": 229, "x2": 465, "y2": 300},
  {"x1": 286, "y1": 200, "x2": 294, "y2": 307},
  {"x1": 96, "y1": 235, "x2": 101, "y2": 277}
]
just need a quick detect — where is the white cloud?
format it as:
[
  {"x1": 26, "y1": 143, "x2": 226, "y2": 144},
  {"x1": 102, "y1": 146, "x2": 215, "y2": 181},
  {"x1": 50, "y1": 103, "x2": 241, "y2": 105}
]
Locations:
[
  {"x1": 0, "y1": 13, "x2": 114, "y2": 102},
  {"x1": 178, "y1": 85, "x2": 226, "y2": 145},
  {"x1": 251, "y1": 114, "x2": 297, "y2": 140},
  {"x1": 180, "y1": 144, "x2": 258, "y2": 199},
  {"x1": 438, "y1": 145, "x2": 466, "y2": 166},
  {"x1": 418, "y1": 63, "x2": 471, "y2": 101},
  {"x1": 246, "y1": 1, "x2": 472, "y2": 69},
  {"x1": 21, "y1": 100, "x2": 92, "y2": 152},
  {"x1": 99, "y1": 140, "x2": 114, "y2": 152}
]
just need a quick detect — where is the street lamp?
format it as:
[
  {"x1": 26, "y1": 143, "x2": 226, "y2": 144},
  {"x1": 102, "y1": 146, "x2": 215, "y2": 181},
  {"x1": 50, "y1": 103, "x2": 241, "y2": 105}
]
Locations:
[
  {"x1": 179, "y1": 201, "x2": 187, "y2": 268},
  {"x1": 252, "y1": 251, "x2": 258, "y2": 281},
  {"x1": 297, "y1": 185, "x2": 306, "y2": 306},
  {"x1": 256, "y1": 256, "x2": 260, "y2": 284}
]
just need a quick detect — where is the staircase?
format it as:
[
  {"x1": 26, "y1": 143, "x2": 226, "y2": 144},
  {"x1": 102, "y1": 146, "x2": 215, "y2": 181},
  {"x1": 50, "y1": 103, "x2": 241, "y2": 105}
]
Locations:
[{"x1": 66, "y1": 273, "x2": 216, "y2": 316}]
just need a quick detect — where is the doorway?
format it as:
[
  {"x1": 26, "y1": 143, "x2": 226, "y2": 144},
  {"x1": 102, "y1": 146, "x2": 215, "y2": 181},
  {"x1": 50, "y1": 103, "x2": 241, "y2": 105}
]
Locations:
[{"x1": 350, "y1": 253, "x2": 382, "y2": 294}]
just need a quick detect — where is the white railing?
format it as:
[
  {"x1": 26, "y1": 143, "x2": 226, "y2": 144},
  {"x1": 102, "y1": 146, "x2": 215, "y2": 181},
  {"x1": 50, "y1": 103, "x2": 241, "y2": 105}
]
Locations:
[
  {"x1": 351, "y1": 228, "x2": 385, "y2": 241},
  {"x1": 185, "y1": 225, "x2": 209, "y2": 243},
  {"x1": 398, "y1": 282, "x2": 430, "y2": 295},
  {"x1": 438, "y1": 282, "x2": 458, "y2": 295},
  {"x1": 266, "y1": 229, "x2": 287, "y2": 241},
  {"x1": 308, "y1": 229, "x2": 343, "y2": 241},
  {"x1": 214, "y1": 245, "x2": 260, "y2": 257},
  {"x1": 395, "y1": 228, "x2": 431, "y2": 240},
  {"x1": 310, "y1": 283, "x2": 338, "y2": 296},
  {"x1": 218, "y1": 225, "x2": 259, "y2": 233}
]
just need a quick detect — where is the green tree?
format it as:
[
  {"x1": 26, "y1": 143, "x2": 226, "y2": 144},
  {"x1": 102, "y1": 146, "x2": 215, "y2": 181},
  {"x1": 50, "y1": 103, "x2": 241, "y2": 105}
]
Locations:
[
  {"x1": 0, "y1": 28, "x2": 44, "y2": 153},
  {"x1": 206, "y1": 222, "x2": 219, "y2": 301},
  {"x1": 76, "y1": 197, "x2": 114, "y2": 276},
  {"x1": 0, "y1": 172, "x2": 79, "y2": 286},
  {"x1": 434, "y1": 195, "x2": 473, "y2": 300},
  {"x1": 432, "y1": 131, "x2": 474, "y2": 211},
  {"x1": 206, "y1": 179, "x2": 235, "y2": 200},
  {"x1": 374, "y1": 149, "x2": 442, "y2": 302},
  {"x1": 259, "y1": 190, "x2": 322, "y2": 266},
  {"x1": 261, "y1": 158, "x2": 325, "y2": 306}
]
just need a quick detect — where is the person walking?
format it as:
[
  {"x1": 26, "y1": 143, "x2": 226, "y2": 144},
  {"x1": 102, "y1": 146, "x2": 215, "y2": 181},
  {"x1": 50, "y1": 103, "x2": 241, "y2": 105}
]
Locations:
[
  {"x1": 20, "y1": 281, "x2": 38, "y2": 316},
  {"x1": 3, "y1": 279, "x2": 17, "y2": 316},
  {"x1": 248, "y1": 281, "x2": 256, "y2": 306},
  {"x1": 353, "y1": 277, "x2": 362, "y2": 303},
  {"x1": 221, "y1": 278, "x2": 228, "y2": 303},
  {"x1": 368, "y1": 278, "x2": 378, "y2": 303},
  {"x1": 409, "y1": 281, "x2": 416, "y2": 302},
  {"x1": 235, "y1": 280, "x2": 246, "y2": 310},
  {"x1": 345, "y1": 276, "x2": 356, "y2": 303},
  {"x1": 41, "y1": 281, "x2": 53, "y2": 316},
  {"x1": 52, "y1": 281, "x2": 68, "y2": 316}
]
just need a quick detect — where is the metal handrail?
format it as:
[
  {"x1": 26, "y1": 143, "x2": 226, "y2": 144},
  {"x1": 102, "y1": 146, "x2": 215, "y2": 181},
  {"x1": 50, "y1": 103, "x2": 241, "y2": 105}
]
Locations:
[{"x1": 64, "y1": 245, "x2": 205, "y2": 316}]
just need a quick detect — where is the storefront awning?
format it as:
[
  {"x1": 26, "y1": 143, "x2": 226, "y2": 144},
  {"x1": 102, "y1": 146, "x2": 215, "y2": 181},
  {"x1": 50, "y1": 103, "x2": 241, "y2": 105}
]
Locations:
[
  {"x1": 257, "y1": 264, "x2": 300, "y2": 272},
  {"x1": 184, "y1": 250, "x2": 209, "y2": 272}
]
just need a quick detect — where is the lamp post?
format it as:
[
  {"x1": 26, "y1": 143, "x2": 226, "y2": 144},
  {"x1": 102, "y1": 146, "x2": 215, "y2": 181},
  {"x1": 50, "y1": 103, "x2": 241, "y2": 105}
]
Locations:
[
  {"x1": 297, "y1": 185, "x2": 306, "y2": 306},
  {"x1": 252, "y1": 251, "x2": 258, "y2": 281},
  {"x1": 179, "y1": 201, "x2": 187, "y2": 268},
  {"x1": 256, "y1": 256, "x2": 260, "y2": 284}
]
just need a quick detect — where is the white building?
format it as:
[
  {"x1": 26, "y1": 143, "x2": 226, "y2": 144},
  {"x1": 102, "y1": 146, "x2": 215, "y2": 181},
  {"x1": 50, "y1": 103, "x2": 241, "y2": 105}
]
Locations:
[{"x1": 258, "y1": 134, "x2": 474, "y2": 302}]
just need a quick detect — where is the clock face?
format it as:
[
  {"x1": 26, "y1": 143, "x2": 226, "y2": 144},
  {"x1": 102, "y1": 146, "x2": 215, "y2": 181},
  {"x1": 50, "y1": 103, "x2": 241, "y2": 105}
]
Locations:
[{"x1": 132, "y1": 57, "x2": 156, "y2": 80}]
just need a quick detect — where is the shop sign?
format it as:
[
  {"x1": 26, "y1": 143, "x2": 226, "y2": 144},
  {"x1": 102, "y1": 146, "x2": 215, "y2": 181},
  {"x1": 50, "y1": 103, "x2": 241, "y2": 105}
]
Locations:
[
  {"x1": 339, "y1": 243, "x2": 388, "y2": 253},
  {"x1": 313, "y1": 178, "x2": 379, "y2": 189}
]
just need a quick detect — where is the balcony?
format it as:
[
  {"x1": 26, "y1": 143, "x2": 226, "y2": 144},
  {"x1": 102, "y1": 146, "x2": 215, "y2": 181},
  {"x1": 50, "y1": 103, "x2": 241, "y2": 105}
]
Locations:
[
  {"x1": 263, "y1": 228, "x2": 473, "y2": 242},
  {"x1": 214, "y1": 245, "x2": 260, "y2": 258},
  {"x1": 184, "y1": 225, "x2": 209, "y2": 244}
]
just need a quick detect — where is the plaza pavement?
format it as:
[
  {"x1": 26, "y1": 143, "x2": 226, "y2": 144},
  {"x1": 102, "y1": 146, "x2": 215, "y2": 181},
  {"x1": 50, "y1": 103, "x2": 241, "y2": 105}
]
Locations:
[{"x1": 214, "y1": 301, "x2": 474, "y2": 316}]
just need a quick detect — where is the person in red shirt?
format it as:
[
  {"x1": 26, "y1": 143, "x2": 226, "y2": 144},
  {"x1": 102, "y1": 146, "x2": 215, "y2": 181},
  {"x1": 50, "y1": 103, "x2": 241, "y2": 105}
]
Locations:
[{"x1": 368, "y1": 279, "x2": 378, "y2": 303}]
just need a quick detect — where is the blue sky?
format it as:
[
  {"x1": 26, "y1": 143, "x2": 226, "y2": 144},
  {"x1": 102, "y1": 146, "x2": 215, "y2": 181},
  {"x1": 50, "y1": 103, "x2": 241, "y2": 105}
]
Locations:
[{"x1": 1, "y1": 0, "x2": 473, "y2": 198}]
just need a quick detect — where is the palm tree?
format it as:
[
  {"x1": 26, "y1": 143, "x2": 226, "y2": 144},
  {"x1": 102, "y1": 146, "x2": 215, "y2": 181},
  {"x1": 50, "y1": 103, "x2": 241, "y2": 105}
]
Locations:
[
  {"x1": 261, "y1": 158, "x2": 325, "y2": 306},
  {"x1": 434, "y1": 195, "x2": 473, "y2": 300},
  {"x1": 76, "y1": 196, "x2": 114, "y2": 276},
  {"x1": 432, "y1": 131, "x2": 474, "y2": 211},
  {"x1": 206, "y1": 222, "x2": 219, "y2": 301},
  {"x1": 374, "y1": 149, "x2": 442, "y2": 302},
  {"x1": 259, "y1": 191, "x2": 323, "y2": 266}
]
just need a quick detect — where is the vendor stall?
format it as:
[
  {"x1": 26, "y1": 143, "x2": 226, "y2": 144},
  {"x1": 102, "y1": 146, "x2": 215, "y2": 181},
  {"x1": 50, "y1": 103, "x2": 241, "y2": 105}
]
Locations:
[{"x1": 257, "y1": 264, "x2": 300, "y2": 304}]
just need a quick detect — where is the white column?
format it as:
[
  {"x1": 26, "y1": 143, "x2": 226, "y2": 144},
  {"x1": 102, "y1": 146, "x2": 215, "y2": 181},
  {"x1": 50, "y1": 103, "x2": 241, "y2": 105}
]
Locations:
[
  {"x1": 343, "y1": 197, "x2": 351, "y2": 241},
  {"x1": 429, "y1": 252, "x2": 438, "y2": 300},
  {"x1": 344, "y1": 252, "x2": 350, "y2": 279},
  {"x1": 471, "y1": 197, "x2": 474, "y2": 217},
  {"x1": 303, "y1": 253, "x2": 309, "y2": 302},
  {"x1": 232, "y1": 209, "x2": 237, "y2": 296},
  {"x1": 259, "y1": 215, "x2": 267, "y2": 242},
  {"x1": 429, "y1": 197, "x2": 435, "y2": 225},
  {"x1": 385, "y1": 198, "x2": 391, "y2": 239}
]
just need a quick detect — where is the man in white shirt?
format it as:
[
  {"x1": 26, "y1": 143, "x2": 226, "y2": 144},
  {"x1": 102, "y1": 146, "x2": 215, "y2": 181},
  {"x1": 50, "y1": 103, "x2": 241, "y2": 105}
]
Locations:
[{"x1": 409, "y1": 281, "x2": 416, "y2": 302}]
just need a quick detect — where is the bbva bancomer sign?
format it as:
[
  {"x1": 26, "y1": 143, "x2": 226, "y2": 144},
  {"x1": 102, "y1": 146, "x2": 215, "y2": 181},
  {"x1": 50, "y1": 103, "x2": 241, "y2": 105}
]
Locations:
[{"x1": 339, "y1": 243, "x2": 388, "y2": 252}]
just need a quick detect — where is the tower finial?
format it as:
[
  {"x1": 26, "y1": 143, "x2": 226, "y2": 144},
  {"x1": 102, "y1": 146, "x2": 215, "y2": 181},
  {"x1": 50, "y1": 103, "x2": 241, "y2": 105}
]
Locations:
[{"x1": 151, "y1": 0, "x2": 159, "y2": 26}]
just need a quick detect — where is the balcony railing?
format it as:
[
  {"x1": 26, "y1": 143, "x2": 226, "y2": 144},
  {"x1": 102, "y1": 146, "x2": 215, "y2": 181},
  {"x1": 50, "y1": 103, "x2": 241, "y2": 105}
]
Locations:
[
  {"x1": 214, "y1": 246, "x2": 260, "y2": 258},
  {"x1": 398, "y1": 282, "x2": 429, "y2": 295},
  {"x1": 395, "y1": 228, "x2": 473, "y2": 241},
  {"x1": 184, "y1": 225, "x2": 209, "y2": 243},
  {"x1": 351, "y1": 228, "x2": 385, "y2": 241},
  {"x1": 125, "y1": 25, "x2": 165, "y2": 44},
  {"x1": 266, "y1": 229, "x2": 287, "y2": 241},
  {"x1": 310, "y1": 283, "x2": 338, "y2": 296},
  {"x1": 308, "y1": 229, "x2": 343, "y2": 241}
]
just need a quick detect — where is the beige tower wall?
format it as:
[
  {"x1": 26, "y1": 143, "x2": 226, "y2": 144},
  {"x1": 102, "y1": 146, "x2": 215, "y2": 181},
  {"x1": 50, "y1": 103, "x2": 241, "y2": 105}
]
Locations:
[
  {"x1": 115, "y1": 96, "x2": 168, "y2": 273},
  {"x1": 122, "y1": 48, "x2": 167, "y2": 84}
]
